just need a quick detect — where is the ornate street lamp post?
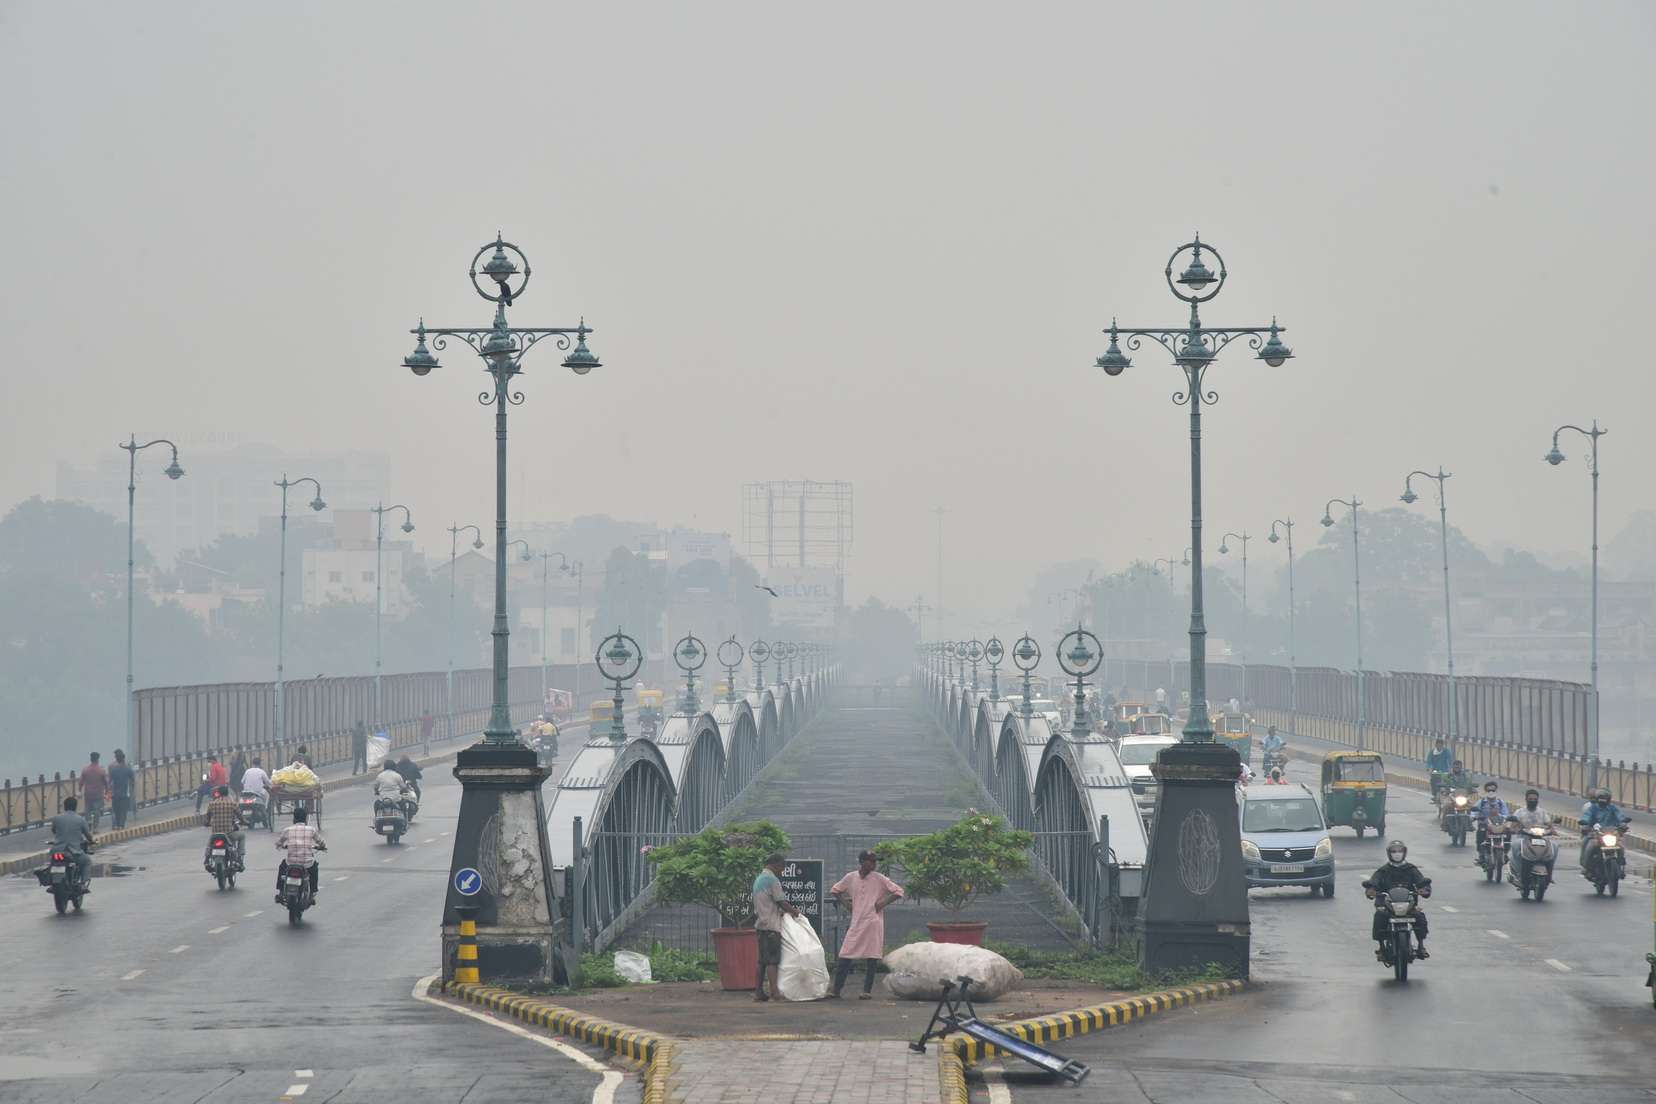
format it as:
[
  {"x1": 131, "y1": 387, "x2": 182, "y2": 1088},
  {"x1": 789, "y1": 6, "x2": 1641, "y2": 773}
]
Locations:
[
  {"x1": 1545, "y1": 420, "x2": 1606, "y2": 790},
  {"x1": 1401, "y1": 468, "x2": 1457, "y2": 751},
  {"x1": 750, "y1": 639, "x2": 771, "y2": 692},
  {"x1": 597, "y1": 630, "x2": 642, "y2": 742},
  {"x1": 909, "y1": 596, "x2": 931, "y2": 649},
  {"x1": 965, "y1": 639, "x2": 984, "y2": 692},
  {"x1": 985, "y1": 637, "x2": 1005, "y2": 701},
  {"x1": 1219, "y1": 531, "x2": 1249, "y2": 705},
  {"x1": 718, "y1": 637, "x2": 745, "y2": 704},
  {"x1": 1057, "y1": 627, "x2": 1102, "y2": 739},
  {"x1": 675, "y1": 633, "x2": 706, "y2": 715},
  {"x1": 1267, "y1": 518, "x2": 1296, "y2": 737},
  {"x1": 447, "y1": 524, "x2": 485, "y2": 741},
  {"x1": 1013, "y1": 634, "x2": 1041, "y2": 719},
  {"x1": 1095, "y1": 237, "x2": 1292, "y2": 742},
  {"x1": 274, "y1": 476, "x2": 326, "y2": 744},
  {"x1": 1321, "y1": 497, "x2": 1364, "y2": 750},
  {"x1": 371, "y1": 503, "x2": 415, "y2": 726},
  {"x1": 120, "y1": 436, "x2": 183, "y2": 751},
  {"x1": 407, "y1": 235, "x2": 602, "y2": 986}
]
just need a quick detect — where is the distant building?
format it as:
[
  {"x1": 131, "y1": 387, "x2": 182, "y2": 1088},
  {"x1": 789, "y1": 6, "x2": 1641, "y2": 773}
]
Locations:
[
  {"x1": 301, "y1": 508, "x2": 413, "y2": 617},
  {"x1": 56, "y1": 440, "x2": 390, "y2": 567}
]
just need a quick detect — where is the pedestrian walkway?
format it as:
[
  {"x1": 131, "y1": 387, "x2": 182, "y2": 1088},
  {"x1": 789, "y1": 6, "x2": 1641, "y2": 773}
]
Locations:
[{"x1": 669, "y1": 1040, "x2": 935, "y2": 1104}]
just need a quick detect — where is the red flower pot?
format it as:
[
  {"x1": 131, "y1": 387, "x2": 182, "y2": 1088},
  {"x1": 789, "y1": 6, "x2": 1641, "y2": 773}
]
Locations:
[
  {"x1": 710, "y1": 927, "x2": 759, "y2": 991},
  {"x1": 926, "y1": 920, "x2": 989, "y2": 946}
]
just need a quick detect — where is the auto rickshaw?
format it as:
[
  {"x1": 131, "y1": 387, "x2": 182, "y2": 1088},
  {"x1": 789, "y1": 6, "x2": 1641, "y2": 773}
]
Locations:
[
  {"x1": 1129, "y1": 711, "x2": 1177, "y2": 738},
  {"x1": 636, "y1": 688, "x2": 665, "y2": 738},
  {"x1": 1320, "y1": 750, "x2": 1387, "y2": 837},
  {"x1": 1213, "y1": 710, "x2": 1253, "y2": 762},
  {"x1": 1112, "y1": 701, "x2": 1148, "y2": 735}
]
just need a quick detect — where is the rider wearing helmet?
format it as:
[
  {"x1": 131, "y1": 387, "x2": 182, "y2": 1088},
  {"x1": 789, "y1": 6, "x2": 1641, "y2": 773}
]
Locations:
[
  {"x1": 1442, "y1": 760, "x2": 1472, "y2": 794},
  {"x1": 1579, "y1": 788, "x2": 1630, "y2": 868},
  {"x1": 1362, "y1": 841, "x2": 1432, "y2": 958}
]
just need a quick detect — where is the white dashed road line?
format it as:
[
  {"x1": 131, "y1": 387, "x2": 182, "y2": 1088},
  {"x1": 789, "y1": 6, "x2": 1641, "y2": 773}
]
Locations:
[
  {"x1": 381, "y1": 857, "x2": 396, "y2": 863},
  {"x1": 1546, "y1": 959, "x2": 1572, "y2": 972},
  {"x1": 120, "y1": 969, "x2": 145, "y2": 981},
  {"x1": 169, "y1": 944, "x2": 190, "y2": 954},
  {"x1": 244, "y1": 910, "x2": 264, "y2": 918},
  {"x1": 282, "y1": 1085, "x2": 309, "y2": 1098},
  {"x1": 296, "y1": 1070, "x2": 314, "y2": 1078},
  {"x1": 208, "y1": 925, "x2": 230, "y2": 935},
  {"x1": 334, "y1": 875, "x2": 350, "y2": 882},
  {"x1": 423, "y1": 838, "x2": 437, "y2": 844},
  {"x1": 1441, "y1": 905, "x2": 1458, "y2": 913},
  {"x1": 1487, "y1": 929, "x2": 1510, "y2": 940}
]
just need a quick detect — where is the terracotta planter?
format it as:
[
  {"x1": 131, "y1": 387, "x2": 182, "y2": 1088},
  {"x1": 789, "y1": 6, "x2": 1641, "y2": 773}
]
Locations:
[
  {"x1": 710, "y1": 927, "x2": 759, "y2": 991},
  {"x1": 926, "y1": 920, "x2": 989, "y2": 946}
]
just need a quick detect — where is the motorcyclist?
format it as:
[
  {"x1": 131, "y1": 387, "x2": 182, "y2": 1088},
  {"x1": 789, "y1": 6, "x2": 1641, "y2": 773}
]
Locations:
[
  {"x1": 393, "y1": 754, "x2": 424, "y2": 801},
  {"x1": 1426, "y1": 739, "x2": 1453, "y2": 798},
  {"x1": 201, "y1": 784, "x2": 246, "y2": 871},
  {"x1": 375, "y1": 760, "x2": 413, "y2": 818},
  {"x1": 275, "y1": 806, "x2": 325, "y2": 902},
  {"x1": 49, "y1": 796, "x2": 94, "y2": 889},
  {"x1": 1363, "y1": 841, "x2": 1432, "y2": 958},
  {"x1": 1579, "y1": 788, "x2": 1630, "y2": 868},
  {"x1": 1507, "y1": 788, "x2": 1554, "y2": 867},
  {"x1": 1442, "y1": 760, "x2": 1472, "y2": 794},
  {"x1": 1472, "y1": 781, "x2": 1510, "y2": 865},
  {"x1": 1262, "y1": 726, "x2": 1286, "y2": 757}
]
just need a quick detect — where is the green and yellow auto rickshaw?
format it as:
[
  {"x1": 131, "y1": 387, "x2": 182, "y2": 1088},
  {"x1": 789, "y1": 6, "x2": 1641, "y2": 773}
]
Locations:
[
  {"x1": 1213, "y1": 710, "x2": 1253, "y2": 762},
  {"x1": 1320, "y1": 750, "x2": 1388, "y2": 837}
]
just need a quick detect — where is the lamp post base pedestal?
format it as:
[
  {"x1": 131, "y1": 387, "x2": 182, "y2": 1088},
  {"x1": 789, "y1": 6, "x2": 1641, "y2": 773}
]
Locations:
[
  {"x1": 441, "y1": 742, "x2": 563, "y2": 985},
  {"x1": 1138, "y1": 741, "x2": 1251, "y2": 980}
]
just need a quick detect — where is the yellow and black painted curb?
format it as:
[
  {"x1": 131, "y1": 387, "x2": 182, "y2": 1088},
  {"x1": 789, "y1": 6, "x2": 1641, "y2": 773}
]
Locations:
[
  {"x1": 439, "y1": 980, "x2": 671, "y2": 1097},
  {"x1": 938, "y1": 1041, "x2": 969, "y2": 1103},
  {"x1": 951, "y1": 978, "x2": 1244, "y2": 1065}
]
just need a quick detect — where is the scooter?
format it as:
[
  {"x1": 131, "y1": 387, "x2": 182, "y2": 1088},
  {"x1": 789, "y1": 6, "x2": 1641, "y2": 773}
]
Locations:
[
  {"x1": 239, "y1": 791, "x2": 269, "y2": 831},
  {"x1": 35, "y1": 843, "x2": 92, "y2": 915},
  {"x1": 204, "y1": 833, "x2": 240, "y2": 891},
  {"x1": 373, "y1": 796, "x2": 409, "y2": 845},
  {"x1": 1440, "y1": 792, "x2": 1472, "y2": 847},
  {"x1": 1368, "y1": 885, "x2": 1428, "y2": 982},
  {"x1": 1507, "y1": 824, "x2": 1558, "y2": 901},
  {"x1": 1582, "y1": 824, "x2": 1628, "y2": 897}
]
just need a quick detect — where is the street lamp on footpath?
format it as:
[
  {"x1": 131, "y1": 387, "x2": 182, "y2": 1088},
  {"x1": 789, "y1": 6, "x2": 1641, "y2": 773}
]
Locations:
[
  {"x1": 274, "y1": 476, "x2": 326, "y2": 744},
  {"x1": 447, "y1": 524, "x2": 485, "y2": 740},
  {"x1": 1401, "y1": 468, "x2": 1458, "y2": 753},
  {"x1": 1544, "y1": 420, "x2": 1606, "y2": 791},
  {"x1": 120, "y1": 436, "x2": 184, "y2": 750},
  {"x1": 371, "y1": 502, "x2": 415, "y2": 726},
  {"x1": 1267, "y1": 518, "x2": 1296, "y2": 739},
  {"x1": 1321, "y1": 497, "x2": 1364, "y2": 751},
  {"x1": 1219, "y1": 531, "x2": 1250, "y2": 705}
]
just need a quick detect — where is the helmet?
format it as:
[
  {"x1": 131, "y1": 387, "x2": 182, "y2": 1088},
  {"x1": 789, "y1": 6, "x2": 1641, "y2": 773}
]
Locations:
[
  {"x1": 1595, "y1": 789, "x2": 1611, "y2": 805},
  {"x1": 1386, "y1": 841, "x2": 1408, "y2": 866}
]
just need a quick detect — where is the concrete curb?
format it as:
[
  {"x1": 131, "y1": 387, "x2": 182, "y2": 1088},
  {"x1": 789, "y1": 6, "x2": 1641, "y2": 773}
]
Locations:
[
  {"x1": 949, "y1": 978, "x2": 1245, "y2": 1068},
  {"x1": 438, "y1": 980, "x2": 670, "y2": 1099},
  {"x1": 0, "y1": 743, "x2": 466, "y2": 878}
]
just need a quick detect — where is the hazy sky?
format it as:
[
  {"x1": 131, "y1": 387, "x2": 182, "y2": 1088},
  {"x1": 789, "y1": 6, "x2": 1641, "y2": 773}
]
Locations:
[{"x1": 4, "y1": 2, "x2": 1653, "y2": 623}]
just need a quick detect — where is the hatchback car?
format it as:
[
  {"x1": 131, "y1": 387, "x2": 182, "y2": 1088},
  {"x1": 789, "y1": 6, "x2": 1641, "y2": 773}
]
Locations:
[{"x1": 1238, "y1": 783, "x2": 1335, "y2": 895}]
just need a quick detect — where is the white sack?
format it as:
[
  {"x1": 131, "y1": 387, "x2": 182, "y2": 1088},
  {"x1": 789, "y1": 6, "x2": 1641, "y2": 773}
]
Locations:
[
  {"x1": 613, "y1": 950, "x2": 653, "y2": 984},
  {"x1": 882, "y1": 942, "x2": 1024, "y2": 1001},
  {"x1": 777, "y1": 915, "x2": 831, "y2": 1001},
  {"x1": 365, "y1": 735, "x2": 392, "y2": 772}
]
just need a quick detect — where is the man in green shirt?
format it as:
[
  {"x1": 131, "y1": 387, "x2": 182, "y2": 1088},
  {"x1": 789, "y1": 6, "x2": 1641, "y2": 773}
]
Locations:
[{"x1": 751, "y1": 853, "x2": 801, "y2": 1002}]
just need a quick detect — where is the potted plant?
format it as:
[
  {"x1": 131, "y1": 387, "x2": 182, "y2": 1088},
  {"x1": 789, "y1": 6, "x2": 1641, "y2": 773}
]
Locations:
[
  {"x1": 879, "y1": 811, "x2": 1034, "y2": 945},
  {"x1": 646, "y1": 820, "x2": 791, "y2": 990}
]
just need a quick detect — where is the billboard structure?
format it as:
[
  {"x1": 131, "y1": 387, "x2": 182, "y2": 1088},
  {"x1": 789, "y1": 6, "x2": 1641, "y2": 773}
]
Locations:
[{"x1": 741, "y1": 481, "x2": 852, "y2": 631}]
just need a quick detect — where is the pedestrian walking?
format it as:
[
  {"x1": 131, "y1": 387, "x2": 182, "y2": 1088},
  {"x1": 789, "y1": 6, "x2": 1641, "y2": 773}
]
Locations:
[
  {"x1": 108, "y1": 749, "x2": 136, "y2": 829},
  {"x1": 751, "y1": 853, "x2": 801, "y2": 1002},
  {"x1": 79, "y1": 752, "x2": 109, "y2": 831},
  {"x1": 228, "y1": 749, "x2": 246, "y2": 795},
  {"x1": 418, "y1": 710, "x2": 435, "y2": 754},
  {"x1": 827, "y1": 850, "x2": 904, "y2": 999},
  {"x1": 350, "y1": 721, "x2": 368, "y2": 775}
]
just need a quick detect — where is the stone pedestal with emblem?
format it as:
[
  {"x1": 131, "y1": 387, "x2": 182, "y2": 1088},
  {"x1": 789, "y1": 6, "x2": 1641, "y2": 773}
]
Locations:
[
  {"x1": 440, "y1": 742, "x2": 562, "y2": 984},
  {"x1": 1138, "y1": 741, "x2": 1251, "y2": 978}
]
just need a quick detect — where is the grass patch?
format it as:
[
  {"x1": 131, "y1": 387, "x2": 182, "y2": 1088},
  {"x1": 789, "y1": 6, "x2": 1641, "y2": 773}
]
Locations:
[{"x1": 575, "y1": 942, "x2": 721, "y2": 989}]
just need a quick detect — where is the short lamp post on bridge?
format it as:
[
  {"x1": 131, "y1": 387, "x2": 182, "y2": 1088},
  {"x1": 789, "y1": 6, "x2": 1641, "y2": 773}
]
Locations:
[
  {"x1": 750, "y1": 639, "x2": 771, "y2": 693},
  {"x1": 965, "y1": 639, "x2": 984, "y2": 692},
  {"x1": 447, "y1": 524, "x2": 485, "y2": 741},
  {"x1": 121, "y1": 435, "x2": 184, "y2": 751},
  {"x1": 274, "y1": 475, "x2": 326, "y2": 746},
  {"x1": 909, "y1": 595, "x2": 931, "y2": 650},
  {"x1": 1267, "y1": 518, "x2": 1297, "y2": 738},
  {"x1": 1097, "y1": 235, "x2": 1290, "y2": 979},
  {"x1": 1218, "y1": 531, "x2": 1249, "y2": 705},
  {"x1": 718, "y1": 637, "x2": 745, "y2": 704},
  {"x1": 777, "y1": 640, "x2": 796, "y2": 682},
  {"x1": 1057, "y1": 627, "x2": 1102, "y2": 739},
  {"x1": 1544, "y1": 420, "x2": 1606, "y2": 791},
  {"x1": 985, "y1": 637, "x2": 1005, "y2": 701},
  {"x1": 675, "y1": 633, "x2": 706, "y2": 715},
  {"x1": 597, "y1": 631, "x2": 641, "y2": 743},
  {"x1": 1013, "y1": 634, "x2": 1041, "y2": 719},
  {"x1": 1321, "y1": 497, "x2": 1364, "y2": 751},
  {"x1": 1401, "y1": 468, "x2": 1457, "y2": 754},
  {"x1": 372, "y1": 502, "x2": 416, "y2": 727},
  {"x1": 406, "y1": 234, "x2": 603, "y2": 986}
]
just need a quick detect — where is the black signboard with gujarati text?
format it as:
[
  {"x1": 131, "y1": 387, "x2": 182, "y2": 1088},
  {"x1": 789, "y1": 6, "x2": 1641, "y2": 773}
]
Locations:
[{"x1": 779, "y1": 859, "x2": 824, "y2": 934}]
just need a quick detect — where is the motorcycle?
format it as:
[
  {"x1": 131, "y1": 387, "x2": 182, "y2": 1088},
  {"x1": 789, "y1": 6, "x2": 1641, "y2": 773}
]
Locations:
[
  {"x1": 239, "y1": 791, "x2": 269, "y2": 831},
  {"x1": 1479, "y1": 823, "x2": 1509, "y2": 883},
  {"x1": 204, "y1": 833, "x2": 240, "y2": 891},
  {"x1": 35, "y1": 844, "x2": 92, "y2": 915},
  {"x1": 373, "y1": 795, "x2": 409, "y2": 845},
  {"x1": 1263, "y1": 748, "x2": 1288, "y2": 776},
  {"x1": 1507, "y1": 824, "x2": 1558, "y2": 901},
  {"x1": 1582, "y1": 824, "x2": 1628, "y2": 897},
  {"x1": 1439, "y1": 792, "x2": 1472, "y2": 847},
  {"x1": 281, "y1": 849, "x2": 324, "y2": 925},
  {"x1": 1369, "y1": 886, "x2": 1426, "y2": 981}
]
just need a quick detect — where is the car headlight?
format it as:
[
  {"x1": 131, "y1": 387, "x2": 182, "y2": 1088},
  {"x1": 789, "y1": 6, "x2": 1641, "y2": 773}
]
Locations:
[
  {"x1": 1601, "y1": 832, "x2": 1619, "y2": 847},
  {"x1": 1314, "y1": 837, "x2": 1332, "y2": 860},
  {"x1": 1240, "y1": 840, "x2": 1260, "y2": 861}
]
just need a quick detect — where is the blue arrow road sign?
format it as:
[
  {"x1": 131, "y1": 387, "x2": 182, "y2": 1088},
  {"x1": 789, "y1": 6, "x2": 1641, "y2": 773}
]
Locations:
[{"x1": 454, "y1": 867, "x2": 482, "y2": 896}]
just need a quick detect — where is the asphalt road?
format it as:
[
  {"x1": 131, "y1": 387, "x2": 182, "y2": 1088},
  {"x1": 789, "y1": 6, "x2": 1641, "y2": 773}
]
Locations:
[
  {"x1": 0, "y1": 756, "x2": 627, "y2": 1103},
  {"x1": 989, "y1": 754, "x2": 1656, "y2": 1102}
]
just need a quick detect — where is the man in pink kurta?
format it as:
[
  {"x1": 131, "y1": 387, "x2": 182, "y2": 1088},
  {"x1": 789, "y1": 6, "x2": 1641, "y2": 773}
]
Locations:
[{"x1": 828, "y1": 850, "x2": 904, "y2": 999}]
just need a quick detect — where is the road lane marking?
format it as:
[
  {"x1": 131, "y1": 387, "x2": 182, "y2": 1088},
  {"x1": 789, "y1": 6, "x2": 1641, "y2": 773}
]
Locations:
[
  {"x1": 1441, "y1": 905, "x2": 1458, "y2": 913},
  {"x1": 120, "y1": 969, "x2": 145, "y2": 981},
  {"x1": 334, "y1": 875, "x2": 350, "y2": 882},
  {"x1": 413, "y1": 975, "x2": 621, "y2": 1104},
  {"x1": 296, "y1": 1070, "x2": 314, "y2": 1078},
  {"x1": 169, "y1": 944, "x2": 190, "y2": 954},
  {"x1": 282, "y1": 1086, "x2": 309, "y2": 1098},
  {"x1": 1546, "y1": 959, "x2": 1572, "y2": 972},
  {"x1": 423, "y1": 838, "x2": 437, "y2": 844},
  {"x1": 981, "y1": 1065, "x2": 1012, "y2": 1104},
  {"x1": 1487, "y1": 929, "x2": 1510, "y2": 939},
  {"x1": 439, "y1": 831, "x2": 449, "y2": 836},
  {"x1": 381, "y1": 857, "x2": 396, "y2": 863},
  {"x1": 244, "y1": 910, "x2": 263, "y2": 918},
  {"x1": 208, "y1": 925, "x2": 230, "y2": 935}
]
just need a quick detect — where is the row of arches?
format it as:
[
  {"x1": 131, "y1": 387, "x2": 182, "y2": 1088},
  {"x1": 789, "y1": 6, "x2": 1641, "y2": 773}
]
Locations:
[
  {"x1": 549, "y1": 669, "x2": 836, "y2": 949},
  {"x1": 922, "y1": 670, "x2": 1149, "y2": 936}
]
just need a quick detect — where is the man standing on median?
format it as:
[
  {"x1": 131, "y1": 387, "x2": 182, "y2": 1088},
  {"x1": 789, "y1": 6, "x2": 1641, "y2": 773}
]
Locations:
[
  {"x1": 828, "y1": 850, "x2": 904, "y2": 999},
  {"x1": 751, "y1": 852, "x2": 801, "y2": 1002}
]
